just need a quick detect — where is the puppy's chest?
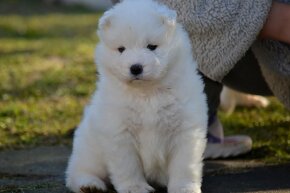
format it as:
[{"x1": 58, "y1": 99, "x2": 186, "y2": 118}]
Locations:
[
  {"x1": 126, "y1": 93, "x2": 182, "y2": 138},
  {"x1": 124, "y1": 94, "x2": 182, "y2": 179}
]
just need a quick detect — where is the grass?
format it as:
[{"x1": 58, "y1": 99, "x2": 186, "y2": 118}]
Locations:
[
  {"x1": 0, "y1": 0, "x2": 99, "y2": 149},
  {"x1": 0, "y1": 0, "x2": 289, "y2": 162},
  {"x1": 220, "y1": 99, "x2": 290, "y2": 162}
]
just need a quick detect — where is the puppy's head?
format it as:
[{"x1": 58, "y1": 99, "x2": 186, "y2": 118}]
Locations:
[{"x1": 96, "y1": 0, "x2": 177, "y2": 85}]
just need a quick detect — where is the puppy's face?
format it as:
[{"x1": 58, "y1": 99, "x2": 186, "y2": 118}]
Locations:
[{"x1": 96, "y1": 0, "x2": 177, "y2": 85}]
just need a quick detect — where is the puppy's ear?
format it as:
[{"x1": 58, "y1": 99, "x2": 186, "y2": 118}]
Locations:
[
  {"x1": 98, "y1": 10, "x2": 114, "y2": 31},
  {"x1": 157, "y1": 6, "x2": 177, "y2": 28}
]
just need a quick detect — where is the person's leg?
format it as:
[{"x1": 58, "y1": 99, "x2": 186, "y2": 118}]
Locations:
[
  {"x1": 200, "y1": 74, "x2": 223, "y2": 140},
  {"x1": 201, "y1": 74, "x2": 253, "y2": 158},
  {"x1": 203, "y1": 49, "x2": 272, "y2": 159},
  {"x1": 222, "y1": 49, "x2": 272, "y2": 96}
]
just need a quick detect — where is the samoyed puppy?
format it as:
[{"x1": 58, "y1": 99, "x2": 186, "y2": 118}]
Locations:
[{"x1": 66, "y1": 0, "x2": 208, "y2": 193}]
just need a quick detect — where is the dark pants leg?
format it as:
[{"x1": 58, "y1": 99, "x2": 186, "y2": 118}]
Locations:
[
  {"x1": 201, "y1": 74, "x2": 223, "y2": 125},
  {"x1": 201, "y1": 49, "x2": 273, "y2": 126}
]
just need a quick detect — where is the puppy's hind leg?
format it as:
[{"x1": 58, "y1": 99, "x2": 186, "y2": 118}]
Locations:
[
  {"x1": 168, "y1": 129, "x2": 206, "y2": 193},
  {"x1": 106, "y1": 132, "x2": 154, "y2": 193},
  {"x1": 66, "y1": 122, "x2": 108, "y2": 193},
  {"x1": 66, "y1": 141, "x2": 108, "y2": 193}
]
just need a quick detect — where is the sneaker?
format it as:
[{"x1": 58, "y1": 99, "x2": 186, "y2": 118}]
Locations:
[{"x1": 204, "y1": 115, "x2": 252, "y2": 159}]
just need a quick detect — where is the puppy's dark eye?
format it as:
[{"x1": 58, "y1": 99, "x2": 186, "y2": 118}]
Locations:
[
  {"x1": 118, "y1": 46, "x2": 125, "y2": 53},
  {"x1": 147, "y1": 44, "x2": 158, "y2": 51}
]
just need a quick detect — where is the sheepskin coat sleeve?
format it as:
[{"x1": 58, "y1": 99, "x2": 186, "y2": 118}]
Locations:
[
  {"x1": 110, "y1": 0, "x2": 290, "y2": 109},
  {"x1": 157, "y1": 0, "x2": 272, "y2": 82}
]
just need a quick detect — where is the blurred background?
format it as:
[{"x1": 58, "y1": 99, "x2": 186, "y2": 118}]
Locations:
[{"x1": 0, "y1": 0, "x2": 289, "y2": 162}]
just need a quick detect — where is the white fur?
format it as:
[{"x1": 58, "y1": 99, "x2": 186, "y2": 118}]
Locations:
[{"x1": 66, "y1": 0, "x2": 208, "y2": 193}]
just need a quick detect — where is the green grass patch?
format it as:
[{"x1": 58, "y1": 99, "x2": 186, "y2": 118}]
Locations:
[
  {"x1": 0, "y1": 0, "x2": 289, "y2": 162},
  {"x1": 220, "y1": 98, "x2": 290, "y2": 162},
  {"x1": 0, "y1": 0, "x2": 100, "y2": 149}
]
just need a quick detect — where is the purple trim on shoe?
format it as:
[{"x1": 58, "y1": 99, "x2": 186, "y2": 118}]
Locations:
[
  {"x1": 207, "y1": 133, "x2": 222, "y2": 143},
  {"x1": 207, "y1": 113, "x2": 222, "y2": 143}
]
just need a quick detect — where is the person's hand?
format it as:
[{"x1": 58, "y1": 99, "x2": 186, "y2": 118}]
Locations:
[{"x1": 260, "y1": 2, "x2": 290, "y2": 44}]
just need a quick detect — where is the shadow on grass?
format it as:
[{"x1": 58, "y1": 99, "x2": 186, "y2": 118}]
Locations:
[
  {"x1": 0, "y1": 78, "x2": 94, "y2": 100},
  {"x1": 0, "y1": 23, "x2": 97, "y2": 39},
  {"x1": 0, "y1": 0, "x2": 101, "y2": 39},
  {"x1": 0, "y1": 0, "x2": 96, "y2": 16},
  {"x1": 0, "y1": 49, "x2": 37, "y2": 57},
  {"x1": 0, "y1": 129, "x2": 73, "y2": 151}
]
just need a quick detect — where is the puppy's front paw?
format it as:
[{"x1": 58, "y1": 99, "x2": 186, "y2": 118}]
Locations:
[
  {"x1": 66, "y1": 174, "x2": 107, "y2": 193},
  {"x1": 169, "y1": 183, "x2": 201, "y2": 193},
  {"x1": 117, "y1": 183, "x2": 154, "y2": 193},
  {"x1": 80, "y1": 186, "x2": 106, "y2": 193}
]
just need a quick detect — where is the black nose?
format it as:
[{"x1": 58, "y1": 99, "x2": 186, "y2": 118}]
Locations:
[{"x1": 130, "y1": 64, "x2": 143, "y2": 76}]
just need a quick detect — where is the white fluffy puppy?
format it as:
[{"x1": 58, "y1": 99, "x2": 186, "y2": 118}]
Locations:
[{"x1": 66, "y1": 0, "x2": 208, "y2": 193}]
